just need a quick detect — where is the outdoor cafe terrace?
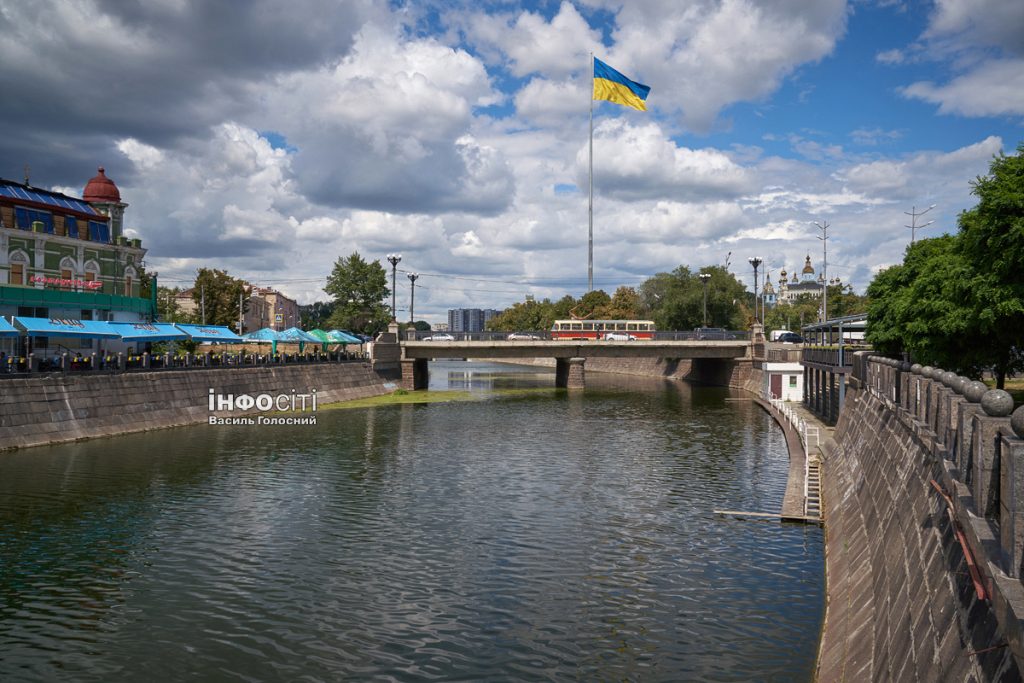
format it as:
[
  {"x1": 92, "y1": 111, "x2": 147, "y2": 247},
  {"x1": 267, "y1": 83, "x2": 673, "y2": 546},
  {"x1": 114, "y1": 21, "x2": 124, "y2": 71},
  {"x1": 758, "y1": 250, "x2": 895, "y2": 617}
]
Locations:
[{"x1": 0, "y1": 318, "x2": 367, "y2": 376}]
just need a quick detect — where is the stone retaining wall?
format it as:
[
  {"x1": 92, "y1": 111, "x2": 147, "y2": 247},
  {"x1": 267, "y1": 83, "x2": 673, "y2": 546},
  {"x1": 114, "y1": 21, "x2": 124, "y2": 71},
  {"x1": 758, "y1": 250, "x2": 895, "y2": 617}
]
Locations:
[
  {"x1": 818, "y1": 353, "x2": 1024, "y2": 681},
  {"x1": 0, "y1": 362, "x2": 390, "y2": 451}
]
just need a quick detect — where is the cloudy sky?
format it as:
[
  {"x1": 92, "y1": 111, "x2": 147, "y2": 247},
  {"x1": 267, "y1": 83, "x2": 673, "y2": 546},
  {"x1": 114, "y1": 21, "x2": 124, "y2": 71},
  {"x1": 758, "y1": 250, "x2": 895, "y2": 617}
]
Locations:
[{"x1": 1, "y1": 0, "x2": 1021, "y2": 323}]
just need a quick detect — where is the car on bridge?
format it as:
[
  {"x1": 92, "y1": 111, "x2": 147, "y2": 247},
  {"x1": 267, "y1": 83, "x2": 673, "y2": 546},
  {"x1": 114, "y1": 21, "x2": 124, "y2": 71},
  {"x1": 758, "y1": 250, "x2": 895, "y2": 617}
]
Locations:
[
  {"x1": 603, "y1": 332, "x2": 636, "y2": 341},
  {"x1": 423, "y1": 333, "x2": 455, "y2": 341},
  {"x1": 694, "y1": 327, "x2": 733, "y2": 340},
  {"x1": 777, "y1": 332, "x2": 805, "y2": 344},
  {"x1": 507, "y1": 332, "x2": 542, "y2": 340}
]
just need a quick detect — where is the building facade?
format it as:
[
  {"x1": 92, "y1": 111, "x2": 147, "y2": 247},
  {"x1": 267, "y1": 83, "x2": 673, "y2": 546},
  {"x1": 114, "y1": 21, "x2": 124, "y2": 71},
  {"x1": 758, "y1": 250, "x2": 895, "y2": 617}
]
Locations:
[
  {"x1": 448, "y1": 308, "x2": 500, "y2": 333},
  {"x1": 776, "y1": 255, "x2": 825, "y2": 303},
  {"x1": 254, "y1": 287, "x2": 299, "y2": 331},
  {"x1": 1, "y1": 168, "x2": 154, "y2": 354}
]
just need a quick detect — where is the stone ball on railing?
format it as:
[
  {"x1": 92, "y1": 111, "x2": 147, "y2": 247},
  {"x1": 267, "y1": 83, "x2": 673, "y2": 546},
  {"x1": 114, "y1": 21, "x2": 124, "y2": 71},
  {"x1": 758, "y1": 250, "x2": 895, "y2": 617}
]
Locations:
[
  {"x1": 900, "y1": 361, "x2": 912, "y2": 372},
  {"x1": 911, "y1": 363, "x2": 922, "y2": 374},
  {"x1": 981, "y1": 389, "x2": 1014, "y2": 417},
  {"x1": 1012, "y1": 406, "x2": 1024, "y2": 439},
  {"x1": 964, "y1": 381, "x2": 989, "y2": 403},
  {"x1": 942, "y1": 371, "x2": 958, "y2": 388},
  {"x1": 922, "y1": 366, "x2": 936, "y2": 378},
  {"x1": 951, "y1": 376, "x2": 967, "y2": 394}
]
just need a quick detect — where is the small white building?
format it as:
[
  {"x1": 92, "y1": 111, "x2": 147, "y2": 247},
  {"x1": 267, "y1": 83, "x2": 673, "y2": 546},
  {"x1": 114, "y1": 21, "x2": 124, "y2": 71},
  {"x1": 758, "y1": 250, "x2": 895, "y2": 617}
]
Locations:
[{"x1": 763, "y1": 352, "x2": 804, "y2": 401}]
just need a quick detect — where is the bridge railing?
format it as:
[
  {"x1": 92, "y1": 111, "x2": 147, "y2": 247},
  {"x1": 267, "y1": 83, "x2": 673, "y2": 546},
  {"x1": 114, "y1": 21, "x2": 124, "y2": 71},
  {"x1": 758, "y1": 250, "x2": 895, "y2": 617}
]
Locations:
[{"x1": 404, "y1": 330, "x2": 751, "y2": 342}]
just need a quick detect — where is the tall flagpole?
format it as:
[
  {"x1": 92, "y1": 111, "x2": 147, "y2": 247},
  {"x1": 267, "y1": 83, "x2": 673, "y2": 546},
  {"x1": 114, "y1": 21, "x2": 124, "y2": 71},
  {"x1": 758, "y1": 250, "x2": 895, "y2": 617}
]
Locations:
[{"x1": 588, "y1": 52, "x2": 594, "y2": 292}]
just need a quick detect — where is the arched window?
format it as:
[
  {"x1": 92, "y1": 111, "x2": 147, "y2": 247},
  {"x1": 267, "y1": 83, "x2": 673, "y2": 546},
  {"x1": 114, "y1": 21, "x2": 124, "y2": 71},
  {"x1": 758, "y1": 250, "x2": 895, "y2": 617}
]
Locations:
[
  {"x1": 60, "y1": 257, "x2": 77, "y2": 287},
  {"x1": 83, "y1": 260, "x2": 100, "y2": 289},
  {"x1": 124, "y1": 266, "x2": 136, "y2": 296},
  {"x1": 8, "y1": 250, "x2": 29, "y2": 286}
]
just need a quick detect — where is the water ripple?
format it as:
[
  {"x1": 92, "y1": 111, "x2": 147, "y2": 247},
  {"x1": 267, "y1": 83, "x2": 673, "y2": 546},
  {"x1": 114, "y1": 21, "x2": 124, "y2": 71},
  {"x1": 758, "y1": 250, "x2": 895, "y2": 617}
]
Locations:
[{"x1": 0, "y1": 362, "x2": 823, "y2": 682}]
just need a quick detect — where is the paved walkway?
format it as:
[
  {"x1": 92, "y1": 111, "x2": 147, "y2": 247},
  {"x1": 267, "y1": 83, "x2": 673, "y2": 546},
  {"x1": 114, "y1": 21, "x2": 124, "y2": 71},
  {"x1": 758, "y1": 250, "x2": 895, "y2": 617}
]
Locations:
[{"x1": 759, "y1": 399, "x2": 834, "y2": 521}]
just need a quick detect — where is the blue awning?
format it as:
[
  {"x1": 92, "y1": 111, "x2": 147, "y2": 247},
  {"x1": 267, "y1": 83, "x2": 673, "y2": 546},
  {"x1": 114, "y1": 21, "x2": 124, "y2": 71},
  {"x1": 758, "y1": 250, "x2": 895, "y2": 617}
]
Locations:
[
  {"x1": 109, "y1": 322, "x2": 189, "y2": 342},
  {"x1": 0, "y1": 317, "x2": 18, "y2": 337},
  {"x1": 13, "y1": 317, "x2": 121, "y2": 338},
  {"x1": 174, "y1": 324, "x2": 244, "y2": 343}
]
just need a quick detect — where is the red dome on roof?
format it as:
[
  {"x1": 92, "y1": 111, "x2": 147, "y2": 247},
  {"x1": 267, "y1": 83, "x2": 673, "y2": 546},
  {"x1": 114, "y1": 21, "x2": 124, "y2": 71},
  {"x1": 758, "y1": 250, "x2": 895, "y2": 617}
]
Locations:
[{"x1": 83, "y1": 167, "x2": 121, "y2": 203}]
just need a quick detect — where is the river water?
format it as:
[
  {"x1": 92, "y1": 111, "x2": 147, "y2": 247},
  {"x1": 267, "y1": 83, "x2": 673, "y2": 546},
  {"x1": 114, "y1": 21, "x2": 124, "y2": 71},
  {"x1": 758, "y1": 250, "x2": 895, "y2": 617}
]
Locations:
[{"x1": 0, "y1": 361, "x2": 824, "y2": 682}]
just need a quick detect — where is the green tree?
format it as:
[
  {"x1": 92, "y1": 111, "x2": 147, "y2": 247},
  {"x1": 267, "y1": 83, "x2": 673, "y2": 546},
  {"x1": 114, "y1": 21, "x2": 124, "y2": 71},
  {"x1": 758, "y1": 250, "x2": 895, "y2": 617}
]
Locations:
[
  {"x1": 866, "y1": 236, "x2": 986, "y2": 379},
  {"x1": 574, "y1": 289, "x2": 611, "y2": 318},
  {"x1": 192, "y1": 268, "x2": 249, "y2": 328},
  {"x1": 595, "y1": 286, "x2": 641, "y2": 319},
  {"x1": 324, "y1": 252, "x2": 390, "y2": 335},
  {"x1": 640, "y1": 265, "x2": 747, "y2": 330},
  {"x1": 825, "y1": 283, "x2": 868, "y2": 319},
  {"x1": 300, "y1": 301, "x2": 336, "y2": 329},
  {"x1": 865, "y1": 143, "x2": 1024, "y2": 387},
  {"x1": 487, "y1": 297, "x2": 559, "y2": 332},
  {"x1": 957, "y1": 143, "x2": 1024, "y2": 387},
  {"x1": 764, "y1": 295, "x2": 823, "y2": 334}
]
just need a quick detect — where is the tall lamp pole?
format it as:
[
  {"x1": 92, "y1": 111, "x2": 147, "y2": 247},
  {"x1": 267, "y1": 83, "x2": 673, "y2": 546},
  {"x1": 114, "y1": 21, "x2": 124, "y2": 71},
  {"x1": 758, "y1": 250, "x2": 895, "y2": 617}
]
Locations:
[
  {"x1": 812, "y1": 221, "x2": 829, "y2": 324},
  {"x1": 905, "y1": 204, "x2": 935, "y2": 245},
  {"x1": 747, "y1": 257, "x2": 762, "y2": 324},
  {"x1": 699, "y1": 272, "x2": 711, "y2": 328},
  {"x1": 407, "y1": 272, "x2": 419, "y2": 324},
  {"x1": 386, "y1": 254, "x2": 402, "y2": 321}
]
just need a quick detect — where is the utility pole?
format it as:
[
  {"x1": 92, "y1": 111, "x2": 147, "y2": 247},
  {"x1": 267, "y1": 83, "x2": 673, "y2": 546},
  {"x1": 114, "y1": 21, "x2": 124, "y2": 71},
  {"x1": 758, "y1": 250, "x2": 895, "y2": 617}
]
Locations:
[
  {"x1": 201, "y1": 283, "x2": 206, "y2": 325},
  {"x1": 238, "y1": 290, "x2": 243, "y2": 334},
  {"x1": 813, "y1": 221, "x2": 830, "y2": 324},
  {"x1": 905, "y1": 204, "x2": 936, "y2": 245}
]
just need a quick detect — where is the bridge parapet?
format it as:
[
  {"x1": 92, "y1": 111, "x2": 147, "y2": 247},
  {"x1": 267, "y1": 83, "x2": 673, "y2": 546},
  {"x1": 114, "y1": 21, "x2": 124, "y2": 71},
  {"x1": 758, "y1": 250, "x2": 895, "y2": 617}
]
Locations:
[{"x1": 850, "y1": 351, "x2": 1024, "y2": 670}]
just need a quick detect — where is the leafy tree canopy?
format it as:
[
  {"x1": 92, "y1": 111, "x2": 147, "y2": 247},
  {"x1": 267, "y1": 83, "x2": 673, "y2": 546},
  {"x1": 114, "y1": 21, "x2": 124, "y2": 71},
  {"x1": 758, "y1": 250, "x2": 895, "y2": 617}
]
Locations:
[
  {"x1": 640, "y1": 265, "x2": 748, "y2": 330},
  {"x1": 192, "y1": 268, "x2": 249, "y2": 329},
  {"x1": 324, "y1": 252, "x2": 391, "y2": 335},
  {"x1": 865, "y1": 142, "x2": 1024, "y2": 387}
]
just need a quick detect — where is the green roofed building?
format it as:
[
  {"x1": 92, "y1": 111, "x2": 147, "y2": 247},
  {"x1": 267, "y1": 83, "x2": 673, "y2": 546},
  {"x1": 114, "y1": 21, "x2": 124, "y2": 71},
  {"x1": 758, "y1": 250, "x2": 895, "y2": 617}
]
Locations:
[{"x1": 1, "y1": 167, "x2": 157, "y2": 356}]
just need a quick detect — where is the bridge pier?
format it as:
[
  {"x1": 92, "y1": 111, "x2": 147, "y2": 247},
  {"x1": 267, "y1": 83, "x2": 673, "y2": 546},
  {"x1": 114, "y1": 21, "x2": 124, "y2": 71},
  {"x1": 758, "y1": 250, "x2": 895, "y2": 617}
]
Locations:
[
  {"x1": 400, "y1": 358, "x2": 429, "y2": 390},
  {"x1": 555, "y1": 357, "x2": 585, "y2": 390}
]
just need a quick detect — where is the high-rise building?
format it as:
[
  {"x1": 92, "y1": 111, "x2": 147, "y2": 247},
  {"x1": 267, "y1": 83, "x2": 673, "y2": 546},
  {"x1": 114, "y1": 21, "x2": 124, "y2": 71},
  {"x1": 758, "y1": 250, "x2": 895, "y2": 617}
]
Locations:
[{"x1": 448, "y1": 308, "x2": 500, "y2": 332}]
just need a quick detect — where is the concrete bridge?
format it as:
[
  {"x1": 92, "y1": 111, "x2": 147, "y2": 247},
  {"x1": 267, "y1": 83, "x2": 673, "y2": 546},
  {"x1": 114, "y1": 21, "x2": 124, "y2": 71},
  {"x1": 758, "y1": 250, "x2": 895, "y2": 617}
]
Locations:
[{"x1": 398, "y1": 339, "x2": 751, "y2": 390}]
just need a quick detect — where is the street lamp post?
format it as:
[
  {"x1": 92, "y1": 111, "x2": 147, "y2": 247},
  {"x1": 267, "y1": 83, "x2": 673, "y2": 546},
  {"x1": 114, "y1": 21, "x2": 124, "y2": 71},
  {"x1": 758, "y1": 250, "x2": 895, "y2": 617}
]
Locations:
[
  {"x1": 386, "y1": 254, "x2": 402, "y2": 321},
  {"x1": 699, "y1": 272, "x2": 711, "y2": 328},
  {"x1": 905, "y1": 204, "x2": 936, "y2": 245},
  {"x1": 747, "y1": 257, "x2": 762, "y2": 324},
  {"x1": 408, "y1": 272, "x2": 419, "y2": 325}
]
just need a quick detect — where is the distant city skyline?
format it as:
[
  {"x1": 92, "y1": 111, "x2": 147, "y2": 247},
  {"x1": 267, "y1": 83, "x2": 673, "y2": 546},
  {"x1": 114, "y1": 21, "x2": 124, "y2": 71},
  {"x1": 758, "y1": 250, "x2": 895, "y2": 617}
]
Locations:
[{"x1": 0, "y1": 0, "x2": 1020, "y2": 323}]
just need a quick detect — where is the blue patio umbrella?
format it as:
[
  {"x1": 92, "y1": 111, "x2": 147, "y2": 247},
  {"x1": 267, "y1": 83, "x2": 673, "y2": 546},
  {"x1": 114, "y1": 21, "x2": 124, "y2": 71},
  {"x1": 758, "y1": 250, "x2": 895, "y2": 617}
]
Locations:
[
  {"x1": 244, "y1": 327, "x2": 283, "y2": 355},
  {"x1": 328, "y1": 329, "x2": 363, "y2": 344},
  {"x1": 278, "y1": 327, "x2": 320, "y2": 352}
]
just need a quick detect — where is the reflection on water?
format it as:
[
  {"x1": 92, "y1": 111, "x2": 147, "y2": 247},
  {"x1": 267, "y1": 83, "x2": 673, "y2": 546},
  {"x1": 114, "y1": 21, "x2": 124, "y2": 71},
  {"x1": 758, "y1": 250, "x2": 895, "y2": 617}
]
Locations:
[{"x1": 0, "y1": 360, "x2": 823, "y2": 682}]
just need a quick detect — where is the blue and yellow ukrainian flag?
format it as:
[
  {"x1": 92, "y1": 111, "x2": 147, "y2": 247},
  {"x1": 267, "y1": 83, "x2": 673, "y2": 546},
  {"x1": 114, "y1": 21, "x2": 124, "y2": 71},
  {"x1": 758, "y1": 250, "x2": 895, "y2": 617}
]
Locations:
[{"x1": 593, "y1": 57, "x2": 650, "y2": 111}]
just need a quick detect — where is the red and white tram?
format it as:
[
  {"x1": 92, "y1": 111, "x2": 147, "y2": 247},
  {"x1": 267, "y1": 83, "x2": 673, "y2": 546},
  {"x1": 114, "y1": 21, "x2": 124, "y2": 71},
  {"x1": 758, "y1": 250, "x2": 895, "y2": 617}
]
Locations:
[{"x1": 550, "y1": 319, "x2": 656, "y2": 341}]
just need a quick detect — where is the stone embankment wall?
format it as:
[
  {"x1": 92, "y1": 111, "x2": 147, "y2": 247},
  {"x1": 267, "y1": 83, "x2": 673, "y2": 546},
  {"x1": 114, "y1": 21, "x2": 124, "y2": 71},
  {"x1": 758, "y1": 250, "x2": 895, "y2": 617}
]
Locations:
[
  {"x1": 0, "y1": 362, "x2": 390, "y2": 451},
  {"x1": 818, "y1": 352, "x2": 1024, "y2": 682}
]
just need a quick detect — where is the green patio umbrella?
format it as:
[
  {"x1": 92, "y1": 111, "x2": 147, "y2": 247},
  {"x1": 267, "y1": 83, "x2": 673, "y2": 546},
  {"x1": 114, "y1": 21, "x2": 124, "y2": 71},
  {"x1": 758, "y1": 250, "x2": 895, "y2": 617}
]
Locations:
[{"x1": 308, "y1": 329, "x2": 331, "y2": 352}]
